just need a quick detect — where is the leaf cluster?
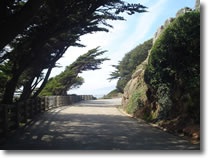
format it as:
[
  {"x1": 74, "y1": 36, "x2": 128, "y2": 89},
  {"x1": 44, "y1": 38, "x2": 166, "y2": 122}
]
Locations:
[
  {"x1": 109, "y1": 39, "x2": 152, "y2": 92},
  {"x1": 40, "y1": 47, "x2": 109, "y2": 96}
]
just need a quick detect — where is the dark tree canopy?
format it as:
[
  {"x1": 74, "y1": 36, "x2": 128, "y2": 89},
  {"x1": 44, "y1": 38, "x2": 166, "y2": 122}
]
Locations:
[
  {"x1": 0, "y1": 0, "x2": 147, "y2": 103},
  {"x1": 0, "y1": 0, "x2": 44, "y2": 51}
]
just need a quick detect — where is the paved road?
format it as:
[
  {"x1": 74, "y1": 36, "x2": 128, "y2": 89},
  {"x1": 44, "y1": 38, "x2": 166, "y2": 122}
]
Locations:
[{"x1": 1, "y1": 98, "x2": 199, "y2": 150}]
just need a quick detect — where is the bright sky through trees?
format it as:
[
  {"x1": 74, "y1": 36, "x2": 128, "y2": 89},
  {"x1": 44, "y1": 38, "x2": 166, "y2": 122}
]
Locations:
[{"x1": 50, "y1": 0, "x2": 196, "y2": 97}]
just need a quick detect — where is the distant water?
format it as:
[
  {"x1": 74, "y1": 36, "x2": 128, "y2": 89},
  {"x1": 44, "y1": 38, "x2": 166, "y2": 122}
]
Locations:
[{"x1": 94, "y1": 94, "x2": 104, "y2": 99}]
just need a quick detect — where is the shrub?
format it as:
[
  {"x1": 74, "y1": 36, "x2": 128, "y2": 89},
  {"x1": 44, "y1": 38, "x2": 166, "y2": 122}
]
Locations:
[
  {"x1": 126, "y1": 77, "x2": 147, "y2": 114},
  {"x1": 144, "y1": 11, "x2": 200, "y2": 121}
]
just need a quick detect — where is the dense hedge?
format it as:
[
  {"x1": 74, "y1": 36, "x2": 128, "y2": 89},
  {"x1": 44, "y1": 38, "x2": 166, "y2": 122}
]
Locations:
[{"x1": 144, "y1": 11, "x2": 200, "y2": 121}]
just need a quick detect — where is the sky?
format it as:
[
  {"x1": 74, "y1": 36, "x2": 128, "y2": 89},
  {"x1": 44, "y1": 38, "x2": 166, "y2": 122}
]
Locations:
[{"x1": 49, "y1": 0, "x2": 196, "y2": 98}]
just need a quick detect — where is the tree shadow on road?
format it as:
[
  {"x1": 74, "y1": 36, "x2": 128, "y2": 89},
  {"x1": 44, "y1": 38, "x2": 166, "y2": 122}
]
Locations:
[{"x1": 1, "y1": 106, "x2": 200, "y2": 150}]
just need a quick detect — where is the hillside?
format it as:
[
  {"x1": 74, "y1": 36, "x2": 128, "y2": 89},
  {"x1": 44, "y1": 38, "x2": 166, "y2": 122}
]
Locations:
[
  {"x1": 121, "y1": 7, "x2": 200, "y2": 143},
  {"x1": 103, "y1": 89, "x2": 122, "y2": 99}
]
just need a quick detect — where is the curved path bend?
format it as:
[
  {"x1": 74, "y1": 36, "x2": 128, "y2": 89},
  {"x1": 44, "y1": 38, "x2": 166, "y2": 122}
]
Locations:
[{"x1": 1, "y1": 98, "x2": 199, "y2": 150}]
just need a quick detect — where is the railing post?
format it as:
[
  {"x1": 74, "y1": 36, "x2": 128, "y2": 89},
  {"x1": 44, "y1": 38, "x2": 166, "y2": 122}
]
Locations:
[
  {"x1": 3, "y1": 104, "x2": 8, "y2": 137},
  {"x1": 45, "y1": 97, "x2": 48, "y2": 111},
  {"x1": 34, "y1": 98, "x2": 38, "y2": 114},
  {"x1": 48, "y1": 96, "x2": 51, "y2": 109},
  {"x1": 57, "y1": 96, "x2": 60, "y2": 106},
  {"x1": 56, "y1": 96, "x2": 58, "y2": 107},
  {"x1": 37, "y1": 97, "x2": 41, "y2": 113},
  {"x1": 16, "y1": 103, "x2": 20, "y2": 128},
  {"x1": 21, "y1": 102, "x2": 27, "y2": 123},
  {"x1": 0, "y1": 104, "x2": 8, "y2": 143},
  {"x1": 53, "y1": 96, "x2": 56, "y2": 108},
  {"x1": 41, "y1": 97, "x2": 45, "y2": 112},
  {"x1": 69, "y1": 96, "x2": 72, "y2": 105}
]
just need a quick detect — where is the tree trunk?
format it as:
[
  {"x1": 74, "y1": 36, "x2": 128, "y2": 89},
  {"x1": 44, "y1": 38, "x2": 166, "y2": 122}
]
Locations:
[
  {"x1": 18, "y1": 76, "x2": 36, "y2": 102},
  {"x1": 1, "y1": 70, "x2": 22, "y2": 104},
  {"x1": 32, "y1": 66, "x2": 53, "y2": 98}
]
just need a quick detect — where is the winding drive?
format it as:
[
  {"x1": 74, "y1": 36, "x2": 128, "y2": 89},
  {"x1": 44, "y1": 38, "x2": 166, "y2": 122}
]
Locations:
[{"x1": 1, "y1": 98, "x2": 199, "y2": 150}]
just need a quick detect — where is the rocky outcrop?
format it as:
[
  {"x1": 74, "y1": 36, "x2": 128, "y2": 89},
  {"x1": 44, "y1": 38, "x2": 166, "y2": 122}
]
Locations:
[
  {"x1": 121, "y1": 7, "x2": 200, "y2": 142},
  {"x1": 122, "y1": 54, "x2": 149, "y2": 111},
  {"x1": 122, "y1": 16, "x2": 172, "y2": 112},
  {"x1": 122, "y1": 6, "x2": 191, "y2": 112},
  {"x1": 152, "y1": 26, "x2": 164, "y2": 44},
  {"x1": 176, "y1": 7, "x2": 192, "y2": 17},
  {"x1": 153, "y1": 17, "x2": 174, "y2": 44},
  {"x1": 195, "y1": 0, "x2": 200, "y2": 11}
]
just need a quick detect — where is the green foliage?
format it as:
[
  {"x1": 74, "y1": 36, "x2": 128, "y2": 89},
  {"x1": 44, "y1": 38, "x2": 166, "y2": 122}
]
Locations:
[
  {"x1": 0, "y1": 61, "x2": 12, "y2": 95},
  {"x1": 126, "y1": 76, "x2": 147, "y2": 114},
  {"x1": 110, "y1": 39, "x2": 152, "y2": 93},
  {"x1": 69, "y1": 77, "x2": 84, "y2": 90},
  {"x1": 0, "y1": 71, "x2": 8, "y2": 97},
  {"x1": 126, "y1": 89, "x2": 142, "y2": 114},
  {"x1": 144, "y1": 11, "x2": 200, "y2": 121},
  {"x1": 0, "y1": 1, "x2": 147, "y2": 103},
  {"x1": 108, "y1": 65, "x2": 120, "y2": 81},
  {"x1": 116, "y1": 78, "x2": 128, "y2": 93},
  {"x1": 40, "y1": 47, "x2": 109, "y2": 96}
]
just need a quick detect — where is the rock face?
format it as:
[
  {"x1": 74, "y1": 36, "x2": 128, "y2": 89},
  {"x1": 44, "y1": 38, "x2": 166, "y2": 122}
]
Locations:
[
  {"x1": 152, "y1": 26, "x2": 164, "y2": 44},
  {"x1": 122, "y1": 54, "x2": 149, "y2": 111},
  {"x1": 153, "y1": 17, "x2": 174, "y2": 44},
  {"x1": 195, "y1": 0, "x2": 200, "y2": 11},
  {"x1": 176, "y1": 7, "x2": 192, "y2": 17}
]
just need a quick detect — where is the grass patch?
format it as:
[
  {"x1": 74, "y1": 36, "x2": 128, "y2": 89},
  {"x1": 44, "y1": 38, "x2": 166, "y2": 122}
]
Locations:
[{"x1": 126, "y1": 79, "x2": 147, "y2": 114}]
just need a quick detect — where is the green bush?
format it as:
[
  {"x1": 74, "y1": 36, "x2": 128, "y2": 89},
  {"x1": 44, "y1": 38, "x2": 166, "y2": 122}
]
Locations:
[
  {"x1": 144, "y1": 11, "x2": 200, "y2": 121},
  {"x1": 126, "y1": 78, "x2": 147, "y2": 114}
]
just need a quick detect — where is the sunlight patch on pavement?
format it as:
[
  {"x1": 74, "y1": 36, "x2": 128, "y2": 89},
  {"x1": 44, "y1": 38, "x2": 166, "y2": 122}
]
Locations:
[{"x1": 41, "y1": 135, "x2": 54, "y2": 142}]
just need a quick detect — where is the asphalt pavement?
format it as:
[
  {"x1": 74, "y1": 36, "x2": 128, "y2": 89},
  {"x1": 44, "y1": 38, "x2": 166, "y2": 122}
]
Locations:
[{"x1": 1, "y1": 98, "x2": 200, "y2": 150}]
